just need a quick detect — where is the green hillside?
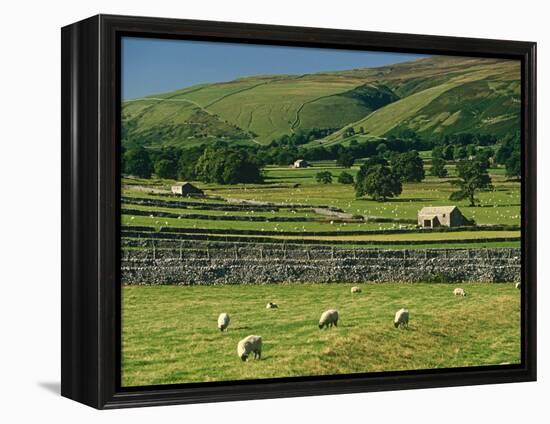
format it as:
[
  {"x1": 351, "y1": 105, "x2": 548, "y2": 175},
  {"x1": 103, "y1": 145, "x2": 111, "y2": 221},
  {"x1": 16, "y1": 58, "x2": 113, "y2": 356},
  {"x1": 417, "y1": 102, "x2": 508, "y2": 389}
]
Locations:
[
  {"x1": 122, "y1": 56, "x2": 520, "y2": 149},
  {"x1": 325, "y1": 59, "x2": 520, "y2": 141}
]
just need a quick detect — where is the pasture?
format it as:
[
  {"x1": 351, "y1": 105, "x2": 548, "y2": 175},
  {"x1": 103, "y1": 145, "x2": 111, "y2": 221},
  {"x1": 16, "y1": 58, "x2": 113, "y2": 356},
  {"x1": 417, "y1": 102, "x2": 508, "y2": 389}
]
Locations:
[
  {"x1": 121, "y1": 159, "x2": 521, "y2": 249},
  {"x1": 121, "y1": 282, "x2": 521, "y2": 386}
]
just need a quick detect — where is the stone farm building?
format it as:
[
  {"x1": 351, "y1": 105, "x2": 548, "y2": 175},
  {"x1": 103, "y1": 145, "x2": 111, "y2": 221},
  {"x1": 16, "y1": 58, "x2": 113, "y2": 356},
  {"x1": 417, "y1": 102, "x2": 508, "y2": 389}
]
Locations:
[
  {"x1": 293, "y1": 159, "x2": 309, "y2": 168},
  {"x1": 171, "y1": 182, "x2": 204, "y2": 196},
  {"x1": 417, "y1": 206, "x2": 469, "y2": 228}
]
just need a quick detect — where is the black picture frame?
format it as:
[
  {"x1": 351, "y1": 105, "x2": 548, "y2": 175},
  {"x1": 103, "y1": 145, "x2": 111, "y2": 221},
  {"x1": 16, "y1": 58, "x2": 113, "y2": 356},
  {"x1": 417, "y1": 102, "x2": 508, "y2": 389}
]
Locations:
[{"x1": 61, "y1": 14, "x2": 537, "y2": 409}]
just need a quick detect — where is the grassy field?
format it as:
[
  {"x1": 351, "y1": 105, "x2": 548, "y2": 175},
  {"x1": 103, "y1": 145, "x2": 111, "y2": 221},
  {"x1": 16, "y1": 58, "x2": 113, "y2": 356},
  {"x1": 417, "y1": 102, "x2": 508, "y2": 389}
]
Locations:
[
  {"x1": 121, "y1": 283, "x2": 520, "y2": 386},
  {"x1": 209, "y1": 168, "x2": 521, "y2": 227},
  {"x1": 121, "y1": 158, "x2": 520, "y2": 249}
]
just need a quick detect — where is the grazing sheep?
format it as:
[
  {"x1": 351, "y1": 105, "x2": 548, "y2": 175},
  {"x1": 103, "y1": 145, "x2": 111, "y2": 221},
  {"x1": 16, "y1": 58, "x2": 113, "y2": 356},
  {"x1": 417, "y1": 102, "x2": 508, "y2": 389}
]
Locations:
[
  {"x1": 266, "y1": 302, "x2": 279, "y2": 309},
  {"x1": 319, "y1": 309, "x2": 339, "y2": 329},
  {"x1": 217, "y1": 313, "x2": 230, "y2": 332},
  {"x1": 453, "y1": 288, "x2": 466, "y2": 297},
  {"x1": 237, "y1": 335, "x2": 262, "y2": 361},
  {"x1": 351, "y1": 286, "x2": 362, "y2": 294},
  {"x1": 515, "y1": 282, "x2": 521, "y2": 289},
  {"x1": 394, "y1": 308, "x2": 409, "y2": 329}
]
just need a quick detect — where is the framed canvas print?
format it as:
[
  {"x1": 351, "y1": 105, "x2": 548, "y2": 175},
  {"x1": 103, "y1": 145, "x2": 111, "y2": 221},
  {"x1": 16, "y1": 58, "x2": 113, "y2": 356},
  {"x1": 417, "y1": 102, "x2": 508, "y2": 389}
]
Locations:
[{"x1": 61, "y1": 14, "x2": 536, "y2": 409}]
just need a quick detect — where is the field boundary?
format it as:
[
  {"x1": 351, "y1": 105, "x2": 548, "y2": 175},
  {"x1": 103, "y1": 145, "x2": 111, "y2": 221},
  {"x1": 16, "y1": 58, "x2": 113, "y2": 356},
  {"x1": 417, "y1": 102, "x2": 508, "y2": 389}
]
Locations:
[{"x1": 121, "y1": 246, "x2": 520, "y2": 285}]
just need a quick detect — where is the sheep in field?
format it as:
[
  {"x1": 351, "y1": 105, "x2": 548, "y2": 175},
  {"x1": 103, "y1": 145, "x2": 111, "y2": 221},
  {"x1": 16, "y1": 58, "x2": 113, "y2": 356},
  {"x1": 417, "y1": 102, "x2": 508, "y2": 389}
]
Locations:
[
  {"x1": 217, "y1": 313, "x2": 230, "y2": 332},
  {"x1": 319, "y1": 309, "x2": 339, "y2": 329},
  {"x1": 351, "y1": 286, "x2": 362, "y2": 294},
  {"x1": 266, "y1": 302, "x2": 279, "y2": 309},
  {"x1": 453, "y1": 287, "x2": 466, "y2": 297},
  {"x1": 516, "y1": 282, "x2": 521, "y2": 289},
  {"x1": 237, "y1": 335, "x2": 262, "y2": 361},
  {"x1": 394, "y1": 308, "x2": 409, "y2": 329}
]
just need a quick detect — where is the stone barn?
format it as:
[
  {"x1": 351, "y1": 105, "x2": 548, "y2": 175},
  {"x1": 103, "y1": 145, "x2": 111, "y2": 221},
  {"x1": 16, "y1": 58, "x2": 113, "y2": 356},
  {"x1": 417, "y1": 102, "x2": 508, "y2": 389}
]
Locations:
[
  {"x1": 293, "y1": 159, "x2": 309, "y2": 168},
  {"x1": 417, "y1": 206, "x2": 469, "y2": 228},
  {"x1": 171, "y1": 182, "x2": 204, "y2": 196}
]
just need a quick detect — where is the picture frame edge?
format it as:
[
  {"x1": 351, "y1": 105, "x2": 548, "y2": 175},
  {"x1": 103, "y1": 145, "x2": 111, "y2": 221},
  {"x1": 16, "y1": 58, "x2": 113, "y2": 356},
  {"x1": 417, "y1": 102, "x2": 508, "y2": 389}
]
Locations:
[{"x1": 61, "y1": 13, "x2": 537, "y2": 410}]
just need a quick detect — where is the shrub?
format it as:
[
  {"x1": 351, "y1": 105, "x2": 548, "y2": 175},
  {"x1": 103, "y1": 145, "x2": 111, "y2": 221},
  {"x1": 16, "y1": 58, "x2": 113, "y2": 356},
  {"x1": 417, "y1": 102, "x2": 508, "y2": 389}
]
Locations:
[
  {"x1": 316, "y1": 171, "x2": 333, "y2": 184},
  {"x1": 337, "y1": 171, "x2": 354, "y2": 184}
]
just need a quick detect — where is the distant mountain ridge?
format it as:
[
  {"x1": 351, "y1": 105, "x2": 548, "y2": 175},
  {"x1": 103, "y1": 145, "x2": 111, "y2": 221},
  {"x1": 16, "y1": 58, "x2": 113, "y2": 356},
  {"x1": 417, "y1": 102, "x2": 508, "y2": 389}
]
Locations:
[{"x1": 122, "y1": 56, "x2": 520, "y2": 149}]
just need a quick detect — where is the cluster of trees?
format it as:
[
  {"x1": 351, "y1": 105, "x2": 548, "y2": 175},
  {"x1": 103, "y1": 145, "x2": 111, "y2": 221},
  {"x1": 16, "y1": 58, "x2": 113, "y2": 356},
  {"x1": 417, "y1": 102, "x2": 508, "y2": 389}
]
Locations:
[
  {"x1": 122, "y1": 143, "x2": 263, "y2": 184},
  {"x1": 428, "y1": 131, "x2": 520, "y2": 180},
  {"x1": 495, "y1": 133, "x2": 521, "y2": 178},
  {"x1": 255, "y1": 128, "x2": 335, "y2": 165},
  {"x1": 353, "y1": 149, "x2": 495, "y2": 205},
  {"x1": 354, "y1": 151, "x2": 424, "y2": 201},
  {"x1": 429, "y1": 144, "x2": 491, "y2": 178},
  {"x1": 194, "y1": 147, "x2": 263, "y2": 184},
  {"x1": 253, "y1": 128, "x2": 432, "y2": 166},
  {"x1": 123, "y1": 123, "x2": 519, "y2": 195},
  {"x1": 315, "y1": 171, "x2": 355, "y2": 185}
]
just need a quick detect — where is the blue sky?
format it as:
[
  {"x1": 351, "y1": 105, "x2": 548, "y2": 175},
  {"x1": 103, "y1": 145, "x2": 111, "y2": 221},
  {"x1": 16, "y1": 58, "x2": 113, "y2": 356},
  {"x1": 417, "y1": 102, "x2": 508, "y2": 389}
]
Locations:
[{"x1": 121, "y1": 37, "x2": 428, "y2": 100}]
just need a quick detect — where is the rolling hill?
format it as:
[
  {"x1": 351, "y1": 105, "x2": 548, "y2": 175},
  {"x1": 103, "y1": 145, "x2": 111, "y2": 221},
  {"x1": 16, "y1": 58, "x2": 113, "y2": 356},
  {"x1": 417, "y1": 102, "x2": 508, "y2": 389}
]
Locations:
[{"x1": 121, "y1": 55, "x2": 520, "y2": 149}]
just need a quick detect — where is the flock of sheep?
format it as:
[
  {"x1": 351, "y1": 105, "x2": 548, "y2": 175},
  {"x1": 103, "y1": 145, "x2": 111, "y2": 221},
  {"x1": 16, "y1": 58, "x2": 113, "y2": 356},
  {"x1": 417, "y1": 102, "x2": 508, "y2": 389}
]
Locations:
[{"x1": 218, "y1": 284, "x2": 520, "y2": 361}]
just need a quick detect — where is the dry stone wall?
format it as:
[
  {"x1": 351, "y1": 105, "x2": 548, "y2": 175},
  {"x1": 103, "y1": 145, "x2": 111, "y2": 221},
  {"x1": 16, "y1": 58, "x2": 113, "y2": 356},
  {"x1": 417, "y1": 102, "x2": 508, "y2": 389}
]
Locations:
[{"x1": 121, "y1": 246, "x2": 520, "y2": 285}]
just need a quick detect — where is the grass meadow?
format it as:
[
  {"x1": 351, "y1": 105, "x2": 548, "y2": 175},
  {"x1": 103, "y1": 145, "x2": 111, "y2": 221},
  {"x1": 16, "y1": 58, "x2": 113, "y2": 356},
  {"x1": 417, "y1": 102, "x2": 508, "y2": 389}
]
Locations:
[
  {"x1": 121, "y1": 283, "x2": 520, "y2": 386},
  {"x1": 120, "y1": 159, "x2": 521, "y2": 385}
]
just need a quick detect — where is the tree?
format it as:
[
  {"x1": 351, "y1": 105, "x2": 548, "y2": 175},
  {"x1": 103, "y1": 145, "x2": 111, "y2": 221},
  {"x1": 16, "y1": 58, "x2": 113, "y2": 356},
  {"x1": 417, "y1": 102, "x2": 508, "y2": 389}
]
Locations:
[
  {"x1": 449, "y1": 159, "x2": 493, "y2": 206},
  {"x1": 195, "y1": 147, "x2": 263, "y2": 184},
  {"x1": 195, "y1": 147, "x2": 226, "y2": 183},
  {"x1": 392, "y1": 150, "x2": 425, "y2": 182},
  {"x1": 376, "y1": 143, "x2": 388, "y2": 156},
  {"x1": 355, "y1": 164, "x2": 402, "y2": 201},
  {"x1": 177, "y1": 146, "x2": 204, "y2": 180},
  {"x1": 453, "y1": 146, "x2": 467, "y2": 161},
  {"x1": 337, "y1": 171, "x2": 354, "y2": 184},
  {"x1": 222, "y1": 151, "x2": 263, "y2": 184},
  {"x1": 344, "y1": 127, "x2": 356, "y2": 137},
  {"x1": 496, "y1": 133, "x2": 520, "y2": 165},
  {"x1": 316, "y1": 171, "x2": 333, "y2": 184},
  {"x1": 476, "y1": 147, "x2": 494, "y2": 169},
  {"x1": 432, "y1": 146, "x2": 445, "y2": 160},
  {"x1": 275, "y1": 150, "x2": 296, "y2": 166},
  {"x1": 154, "y1": 158, "x2": 178, "y2": 179},
  {"x1": 442, "y1": 144, "x2": 455, "y2": 160},
  {"x1": 337, "y1": 152, "x2": 355, "y2": 168},
  {"x1": 430, "y1": 157, "x2": 448, "y2": 177},
  {"x1": 123, "y1": 146, "x2": 153, "y2": 178},
  {"x1": 363, "y1": 155, "x2": 388, "y2": 168},
  {"x1": 505, "y1": 150, "x2": 521, "y2": 179}
]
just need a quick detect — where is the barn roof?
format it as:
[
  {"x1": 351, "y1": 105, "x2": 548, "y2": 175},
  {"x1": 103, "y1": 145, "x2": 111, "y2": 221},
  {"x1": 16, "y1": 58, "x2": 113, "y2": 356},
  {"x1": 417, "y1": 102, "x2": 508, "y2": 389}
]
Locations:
[
  {"x1": 418, "y1": 206, "x2": 458, "y2": 215},
  {"x1": 172, "y1": 181, "x2": 194, "y2": 187}
]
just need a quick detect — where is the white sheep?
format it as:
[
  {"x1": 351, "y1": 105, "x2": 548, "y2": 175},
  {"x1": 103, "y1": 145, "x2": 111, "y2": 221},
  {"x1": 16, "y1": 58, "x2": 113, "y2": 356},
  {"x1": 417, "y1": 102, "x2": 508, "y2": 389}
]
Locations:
[
  {"x1": 217, "y1": 313, "x2": 230, "y2": 332},
  {"x1": 266, "y1": 302, "x2": 279, "y2": 309},
  {"x1": 237, "y1": 335, "x2": 262, "y2": 361},
  {"x1": 394, "y1": 308, "x2": 409, "y2": 329},
  {"x1": 319, "y1": 309, "x2": 339, "y2": 329},
  {"x1": 453, "y1": 288, "x2": 466, "y2": 297},
  {"x1": 515, "y1": 282, "x2": 521, "y2": 289},
  {"x1": 351, "y1": 286, "x2": 362, "y2": 294}
]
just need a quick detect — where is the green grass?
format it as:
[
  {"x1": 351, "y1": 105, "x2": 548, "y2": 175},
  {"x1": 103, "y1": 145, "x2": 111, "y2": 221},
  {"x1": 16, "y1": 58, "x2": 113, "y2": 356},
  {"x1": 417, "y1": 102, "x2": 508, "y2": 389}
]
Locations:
[
  {"x1": 122, "y1": 214, "x2": 397, "y2": 232},
  {"x1": 121, "y1": 283, "x2": 520, "y2": 386}
]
